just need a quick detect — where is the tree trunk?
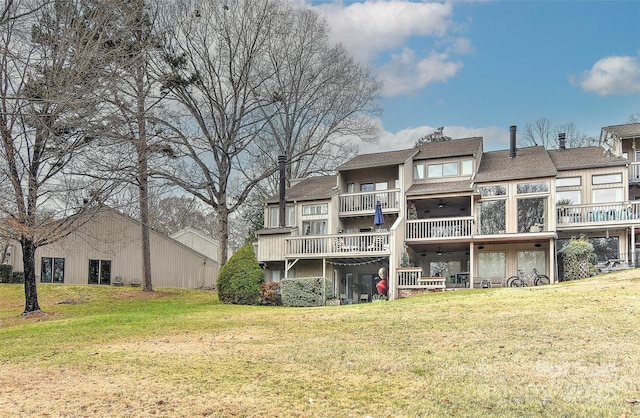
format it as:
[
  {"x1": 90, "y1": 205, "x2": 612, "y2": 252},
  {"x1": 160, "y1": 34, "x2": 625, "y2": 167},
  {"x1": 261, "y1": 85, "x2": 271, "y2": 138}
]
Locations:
[
  {"x1": 21, "y1": 237, "x2": 41, "y2": 314},
  {"x1": 217, "y1": 201, "x2": 229, "y2": 266}
]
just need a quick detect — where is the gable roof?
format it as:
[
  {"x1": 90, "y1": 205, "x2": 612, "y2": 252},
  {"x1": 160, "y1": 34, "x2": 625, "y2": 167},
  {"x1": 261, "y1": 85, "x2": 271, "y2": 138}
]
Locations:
[
  {"x1": 548, "y1": 147, "x2": 628, "y2": 170},
  {"x1": 336, "y1": 148, "x2": 418, "y2": 171},
  {"x1": 415, "y1": 137, "x2": 483, "y2": 160},
  {"x1": 475, "y1": 146, "x2": 557, "y2": 183},
  {"x1": 266, "y1": 175, "x2": 337, "y2": 204},
  {"x1": 601, "y1": 123, "x2": 640, "y2": 139}
]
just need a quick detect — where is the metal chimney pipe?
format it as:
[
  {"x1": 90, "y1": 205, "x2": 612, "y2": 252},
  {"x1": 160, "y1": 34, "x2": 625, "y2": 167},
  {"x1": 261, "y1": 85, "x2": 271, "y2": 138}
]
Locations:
[
  {"x1": 278, "y1": 155, "x2": 286, "y2": 228},
  {"x1": 509, "y1": 125, "x2": 517, "y2": 158},
  {"x1": 558, "y1": 133, "x2": 566, "y2": 150}
]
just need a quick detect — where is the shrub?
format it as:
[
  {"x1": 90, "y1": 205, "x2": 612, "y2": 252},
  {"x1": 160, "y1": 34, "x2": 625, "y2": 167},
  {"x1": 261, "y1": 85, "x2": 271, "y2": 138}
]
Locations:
[
  {"x1": 559, "y1": 235, "x2": 597, "y2": 281},
  {"x1": 217, "y1": 243, "x2": 263, "y2": 305},
  {"x1": 280, "y1": 277, "x2": 334, "y2": 307},
  {"x1": 10, "y1": 271, "x2": 25, "y2": 283},
  {"x1": 260, "y1": 282, "x2": 282, "y2": 306},
  {"x1": 0, "y1": 264, "x2": 11, "y2": 283}
]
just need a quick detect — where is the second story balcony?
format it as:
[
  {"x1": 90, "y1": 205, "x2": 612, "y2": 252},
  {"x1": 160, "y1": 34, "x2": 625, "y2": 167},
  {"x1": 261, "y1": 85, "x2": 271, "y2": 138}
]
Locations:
[
  {"x1": 405, "y1": 216, "x2": 474, "y2": 241},
  {"x1": 286, "y1": 231, "x2": 390, "y2": 259},
  {"x1": 339, "y1": 189, "x2": 400, "y2": 216},
  {"x1": 556, "y1": 201, "x2": 640, "y2": 228}
]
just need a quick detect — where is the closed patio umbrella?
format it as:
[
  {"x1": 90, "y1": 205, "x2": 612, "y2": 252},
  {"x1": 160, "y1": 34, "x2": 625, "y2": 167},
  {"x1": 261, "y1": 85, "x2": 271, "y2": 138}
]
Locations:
[{"x1": 374, "y1": 201, "x2": 384, "y2": 227}]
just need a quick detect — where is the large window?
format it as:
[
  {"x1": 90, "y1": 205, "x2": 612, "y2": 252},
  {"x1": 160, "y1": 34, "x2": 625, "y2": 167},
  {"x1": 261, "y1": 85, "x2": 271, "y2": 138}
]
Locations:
[
  {"x1": 478, "y1": 252, "x2": 506, "y2": 280},
  {"x1": 592, "y1": 188, "x2": 623, "y2": 203},
  {"x1": 517, "y1": 251, "x2": 546, "y2": 274},
  {"x1": 556, "y1": 190, "x2": 581, "y2": 205},
  {"x1": 477, "y1": 200, "x2": 506, "y2": 234},
  {"x1": 41, "y1": 257, "x2": 65, "y2": 283},
  {"x1": 89, "y1": 259, "x2": 111, "y2": 285},
  {"x1": 268, "y1": 205, "x2": 295, "y2": 228},
  {"x1": 592, "y1": 173, "x2": 622, "y2": 185},
  {"x1": 518, "y1": 197, "x2": 547, "y2": 232},
  {"x1": 428, "y1": 162, "x2": 458, "y2": 178},
  {"x1": 303, "y1": 220, "x2": 327, "y2": 235}
]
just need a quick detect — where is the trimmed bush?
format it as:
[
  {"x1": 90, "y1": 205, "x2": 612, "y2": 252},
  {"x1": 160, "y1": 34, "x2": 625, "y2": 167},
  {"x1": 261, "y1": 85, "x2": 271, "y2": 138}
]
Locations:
[
  {"x1": 0, "y1": 264, "x2": 11, "y2": 283},
  {"x1": 281, "y1": 277, "x2": 334, "y2": 307},
  {"x1": 10, "y1": 271, "x2": 25, "y2": 283},
  {"x1": 260, "y1": 282, "x2": 282, "y2": 306},
  {"x1": 217, "y1": 243, "x2": 263, "y2": 305}
]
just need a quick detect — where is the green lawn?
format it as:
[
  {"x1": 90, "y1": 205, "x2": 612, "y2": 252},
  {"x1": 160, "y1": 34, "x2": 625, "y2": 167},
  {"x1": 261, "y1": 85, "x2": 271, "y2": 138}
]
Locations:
[{"x1": 2, "y1": 272, "x2": 640, "y2": 417}]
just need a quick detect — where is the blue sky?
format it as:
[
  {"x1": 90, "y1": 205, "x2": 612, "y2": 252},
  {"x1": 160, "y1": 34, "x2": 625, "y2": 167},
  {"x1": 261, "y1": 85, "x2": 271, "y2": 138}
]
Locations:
[{"x1": 306, "y1": 0, "x2": 640, "y2": 153}]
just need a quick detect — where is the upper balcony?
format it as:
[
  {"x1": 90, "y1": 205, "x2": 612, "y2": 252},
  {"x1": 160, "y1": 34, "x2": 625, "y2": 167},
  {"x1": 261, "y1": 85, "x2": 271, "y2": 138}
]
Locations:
[
  {"x1": 405, "y1": 216, "x2": 474, "y2": 241},
  {"x1": 556, "y1": 201, "x2": 640, "y2": 229},
  {"x1": 285, "y1": 231, "x2": 391, "y2": 259},
  {"x1": 339, "y1": 189, "x2": 400, "y2": 217}
]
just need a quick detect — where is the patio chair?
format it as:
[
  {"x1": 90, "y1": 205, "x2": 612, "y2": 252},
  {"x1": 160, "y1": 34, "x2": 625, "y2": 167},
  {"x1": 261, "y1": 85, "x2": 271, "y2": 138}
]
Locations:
[
  {"x1": 339, "y1": 293, "x2": 348, "y2": 304},
  {"x1": 112, "y1": 276, "x2": 124, "y2": 286},
  {"x1": 359, "y1": 294, "x2": 368, "y2": 303}
]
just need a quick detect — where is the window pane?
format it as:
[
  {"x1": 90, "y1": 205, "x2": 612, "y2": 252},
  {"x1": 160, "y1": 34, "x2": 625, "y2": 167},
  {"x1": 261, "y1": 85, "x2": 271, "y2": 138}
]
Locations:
[
  {"x1": 88, "y1": 259, "x2": 99, "y2": 284},
  {"x1": 517, "y1": 251, "x2": 546, "y2": 274},
  {"x1": 461, "y1": 160, "x2": 473, "y2": 175},
  {"x1": 286, "y1": 206, "x2": 295, "y2": 227},
  {"x1": 41, "y1": 257, "x2": 52, "y2": 283},
  {"x1": 478, "y1": 200, "x2": 506, "y2": 234},
  {"x1": 360, "y1": 183, "x2": 374, "y2": 192},
  {"x1": 517, "y1": 181, "x2": 548, "y2": 194},
  {"x1": 478, "y1": 185, "x2": 506, "y2": 197},
  {"x1": 589, "y1": 237, "x2": 619, "y2": 261},
  {"x1": 269, "y1": 207, "x2": 278, "y2": 228},
  {"x1": 557, "y1": 177, "x2": 581, "y2": 187},
  {"x1": 100, "y1": 260, "x2": 111, "y2": 285},
  {"x1": 518, "y1": 198, "x2": 546, "y2": 232},
  {"x1": 414, "y1": 164, "x2": 425, "y2": 179},
  {"x1": 556, "y1": 191, "x2": 581, "y2": 205},
  {"x1": 428, "y1": 164, "x2": 442, "y2": 177},
  {"x1": 442, "y1": 162, "x2": 458, "y2": 176},
  {"x1": 478, "y1": 252, "x2": 506, "y2": 279},
  {"x1": 592, "y1": 173, "x2": 622, "y2": 185},
  {"x1": 53, "y1": 258, "x2": 65, "y2": 283},
  {"x1": 592, "y1": 188, "x2": 623, "y2": 203}
]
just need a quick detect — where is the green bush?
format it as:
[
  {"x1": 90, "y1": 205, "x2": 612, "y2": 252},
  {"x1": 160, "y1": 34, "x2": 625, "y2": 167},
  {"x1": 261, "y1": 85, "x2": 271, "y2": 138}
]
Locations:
[
  {"x1": 260, "y1": 282, "x2": 282, "y2": 306},
  {"x1": 217, "y1": 243, "x2": 263, "y2": 305},
  {"x1": 281, "y1": 277, "x2": 334, "y2": 307},
  {"x1": 0, "y1": 264, "x2": 11, "y2": 283},
  {"x1": 559, "y1": 235, "x2": 597, "y2": 281},
  {"x1": 10, "y1": 271, "x2": 25, "y2": 283}
]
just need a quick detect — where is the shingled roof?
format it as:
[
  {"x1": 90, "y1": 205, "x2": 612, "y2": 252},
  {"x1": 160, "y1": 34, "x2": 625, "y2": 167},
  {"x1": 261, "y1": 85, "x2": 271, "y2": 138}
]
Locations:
[
  {"x1": 548, "y1": 147, "x2": 628, "y2": 170},
  {"x1": 336, "y1": 148, "x2": 417, "y2": 171},
  {"x1": 266, "y1": 175, "x2": 337, "y2": 204},
  {"x1": 601, "y1": 123, "x2": 640, "y2": 139},
  {"x1": 406, "y1": 180, "x2": 473, "y2": 196},
  {"x1": 475, "y1": 146, "x2": 557, "y2": 183},
  {"x1": 415, "y1": 137, "x2": 483, "y2": 160}
]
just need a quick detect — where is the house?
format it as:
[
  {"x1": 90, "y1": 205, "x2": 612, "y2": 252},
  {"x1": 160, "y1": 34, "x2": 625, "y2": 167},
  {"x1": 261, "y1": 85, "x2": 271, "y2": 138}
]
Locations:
[
  {"x1": 171, "y1": 227, "x2": 220, "y2": 262},
  {"x1": 7, "y1": 207, "x2": 219, "y2": 288},
  {"x1": 255, "y1": 123, "x2": 639, "y2": 301}
]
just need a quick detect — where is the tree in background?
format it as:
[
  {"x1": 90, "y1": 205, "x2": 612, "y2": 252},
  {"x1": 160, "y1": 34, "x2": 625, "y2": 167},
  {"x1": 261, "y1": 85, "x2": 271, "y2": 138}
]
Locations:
[
  {"x1": 0, "y1": 0, "x2": 123, "y2": 313},
  {"x1": 148, "y1": 195, "x2": 216, "y2": 237},
  {"x1": 415, "y1": 127, "x2": 451, "y2": 147},
  {"x1": 522, "y1": 117, "x2": 597, "y2": 149}
]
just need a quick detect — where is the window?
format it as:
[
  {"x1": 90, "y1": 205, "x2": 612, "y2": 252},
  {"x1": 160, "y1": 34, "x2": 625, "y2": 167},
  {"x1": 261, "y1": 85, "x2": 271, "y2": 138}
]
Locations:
[
  {"x1": 414, "y1": 163, "x2": 425, "y2": 179},
  {"x1": 41, "y1": 257, "x2": 65, "y2": 283},
  {"x1": 477, "y1": 200, "x2": 506, "y2": 234},
  {"x1": 428, "y1": 162, "x2": 458, "y2": 178},
  {"x1": 517, "y1": 251, "x2": 546, "y2": 274},
  {"x1": 346, "y1": 183, "x2": 355, "y2": 193},
  {"x1": 269, "y1": 269, "x2": 294, "y2": 282},
  {"x1": 592, "y1": 173, "x2": 622, "y2": 185},
  {"x1": 302, "y1": 204, "x2": 328, "y2": 216},
  {"x1": 360, "y1": 183, "x2": 374, "y2": 192},
  {"x1": 556, "y1": 177, "x2": 581, "y2": 187},
  {"x1": 478, "y1": 185, "x2": 506, "y2": 197},
  {"x1": 518, "y1": 197, "x2": 546, "y2": 232},
  {"x1": 461, "y1": 160, "x2": 473, "y2": 176},
  {"x1": 556, "y1": 190, "x2": 581, "y2": 205},
  {"x1": 592, "y1": 188, "x2": 623, "y2": 203},
  {"x1": 517, "y1": 181, "x2": 548, "y2": 194},
  {"x1": 268, "y1": 205, "x2": 295, "y2": 228},
  {"x1": 303, "y1": 220, "x2": 327, "y2": 235},
  {"x1": 89, "y1": 259, "x2": 111, "y2": 285},
  {"x1": 478, "y1": 252, "x2": 506, "y2": 280}
]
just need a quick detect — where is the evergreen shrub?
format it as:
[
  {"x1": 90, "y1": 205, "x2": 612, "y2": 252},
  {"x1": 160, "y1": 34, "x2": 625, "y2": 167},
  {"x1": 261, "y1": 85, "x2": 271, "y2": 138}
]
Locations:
[
  {"x1": 10, "y1": 271, "x2": 24, "y2": 283},
  {"x1": 217, "y1": 243, "x2": 263, "y2": 305},
  {"x1": 281, "y1": 277, "x2": 334, "y2": 307},
  {"x1": 0, "y1": 264, "x2": 11, "y2": 283}
]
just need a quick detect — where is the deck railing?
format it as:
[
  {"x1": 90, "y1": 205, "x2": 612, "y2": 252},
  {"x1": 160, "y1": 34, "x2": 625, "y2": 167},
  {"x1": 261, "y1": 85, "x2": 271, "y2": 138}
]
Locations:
[
  {"x1": 396, "y1": 267, "x2": 446, "y2": 290},
  {"x1": 339, "y1": 189, "x2": 400, "y2": 214},
  {"x1": 556, "y1": 201, "x2": 640, "y2": 226},
  {"x1": 286, "y1": 232, "x2": 390, "y2": 257},
  {"x1": 405, "y1": 216, "x2": 474, "y2": 240}
]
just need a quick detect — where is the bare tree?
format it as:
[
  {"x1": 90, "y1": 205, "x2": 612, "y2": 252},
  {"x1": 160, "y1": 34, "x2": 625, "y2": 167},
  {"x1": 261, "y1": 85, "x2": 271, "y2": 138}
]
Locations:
[
  {"x1": 148, "y1": 195, "x2": 216, "y2": 237},
  {"x1": 523, "y1": 117, "x2": 597, "y2": 148},
  {"x1": 0, "y1": 0, "x2": 123, "y2": 313},
  {"x1": 628, "y1": 112, "x2": 640, "y2": 123}
]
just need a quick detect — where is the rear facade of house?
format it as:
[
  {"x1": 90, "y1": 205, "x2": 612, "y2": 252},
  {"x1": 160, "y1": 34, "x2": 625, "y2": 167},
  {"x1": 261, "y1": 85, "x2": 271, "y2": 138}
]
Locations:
[{"x1": 255, "y1": 123, "x2": 640, "y2": 301}]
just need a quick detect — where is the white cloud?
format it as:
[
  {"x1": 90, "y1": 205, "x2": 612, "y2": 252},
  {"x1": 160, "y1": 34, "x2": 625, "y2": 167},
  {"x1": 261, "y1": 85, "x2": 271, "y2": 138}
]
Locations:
[
  {"x1": 313, "y1": 1, "x2": 453, "y2": 62},
  {"x1": 574, "y1": 54, "x2": 640, "y2": 96},
  {"x1": 379, "y1": 48, "x2": 463, "y2": 97}
]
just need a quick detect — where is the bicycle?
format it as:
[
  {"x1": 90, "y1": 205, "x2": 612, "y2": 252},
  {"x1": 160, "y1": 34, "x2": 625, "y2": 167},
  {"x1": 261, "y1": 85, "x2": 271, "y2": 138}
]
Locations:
[{"x1": 506, "y1": 268, "x2": 550, "y2": 287}]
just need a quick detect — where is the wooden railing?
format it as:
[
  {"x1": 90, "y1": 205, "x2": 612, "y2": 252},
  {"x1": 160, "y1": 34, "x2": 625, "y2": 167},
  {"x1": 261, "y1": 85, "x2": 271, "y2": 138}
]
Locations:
[
  {"x1": 339, "y1": 189, "x2": 400, "y2": 214},
  {"x1": 396, "y1": 267, "x2": 446, "y2": 290},
  {"x1": 556, "y1": 201, "x2": 640, "y2": 226},
  {"x1": 286, "y1": 232, "x2": 390, "y2": 257},
  {"x1": 405, "y1": 216, "x2": 474, "y2": 240}
]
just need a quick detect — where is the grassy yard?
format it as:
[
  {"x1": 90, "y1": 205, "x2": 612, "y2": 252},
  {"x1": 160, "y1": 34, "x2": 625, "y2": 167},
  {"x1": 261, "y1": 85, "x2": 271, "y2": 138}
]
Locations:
[{"x1": 1, "y1": 272, "x2": 640, "y2": 417}]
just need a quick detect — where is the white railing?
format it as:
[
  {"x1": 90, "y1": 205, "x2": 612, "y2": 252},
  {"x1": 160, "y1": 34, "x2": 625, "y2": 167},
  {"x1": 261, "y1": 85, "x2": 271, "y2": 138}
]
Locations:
[
  {"x1": 286, "y1": 232, "x2": 390, "y2": 257},
  {"x1": 406, "y1": 216, "x2": 474, "y2": 240},
  {"x1": 396, "y1": 267, "x2": 446, "y2": 289},
  {"x1": 556, "y1": 201, "x2": 640, "y2": 226},
  {"x1": 339, "y1": 189, "x2": 400, "y2": 214}
]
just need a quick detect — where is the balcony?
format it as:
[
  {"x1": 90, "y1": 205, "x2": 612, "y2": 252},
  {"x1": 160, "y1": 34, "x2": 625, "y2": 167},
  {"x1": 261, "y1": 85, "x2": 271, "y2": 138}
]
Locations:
[
  {"x1": 405, "y1": 216, "x2": 474, "y2": 241},
  {"x1": 339, "y1": 189, "x2": 400, "y2": 216},
  {"x1": 556, "y1": 201, "x2": 640, "y2": 228},
  {"x1": 285, "y1": 231, "x2": 390, "y2": 258}
]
